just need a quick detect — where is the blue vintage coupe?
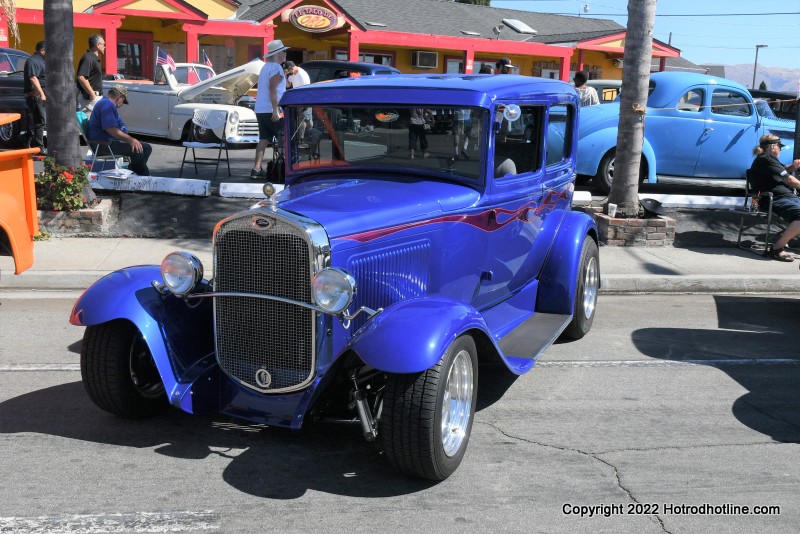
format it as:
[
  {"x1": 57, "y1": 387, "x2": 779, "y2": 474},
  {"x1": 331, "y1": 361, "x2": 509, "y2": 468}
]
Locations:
[
  {"x1": 71, "y1": 74, "x2": 598, "y2": 480},
  {"x1": 577, "y1": 72, "x2": 797, "y2": 194}
]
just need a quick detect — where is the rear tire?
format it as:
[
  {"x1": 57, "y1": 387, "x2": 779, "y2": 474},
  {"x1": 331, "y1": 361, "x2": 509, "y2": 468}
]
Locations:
[
  {"x1": 380, "y1": 335, "x2": 478, "y2": 480},
  {"x1": 81, "y1": 320, "x2": 168, "y2": 418},
  {"x1": 0, "y1": 118, "x2": 21, "y2": 148},
  {"x1": 593, "y1": 150, "x2": 615, "y2": 195},
  {"x1": 562, "y1": 236, "x2": 599, "y2": 340}
]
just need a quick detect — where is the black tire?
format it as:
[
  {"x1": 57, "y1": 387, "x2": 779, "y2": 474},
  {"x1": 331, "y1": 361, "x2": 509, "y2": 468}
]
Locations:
[
  {"x1": 562, "y1": 236, "x2": 599, "y2": 340},
  {"x1": 190, "y1": 122, "x2": 221, "y2": 144},
  {"x1": 380, "y1": 335, "x2": 478, "y2": 480},
  {"x1": 593, "y1": 149, "x2": 615, "y2": 195},
  {"x1": 80, "y1": 320, "x2": 169, "y2": 418},
  {"x1": 0, "y1": 118, "x2": 22, "y2": 148}
]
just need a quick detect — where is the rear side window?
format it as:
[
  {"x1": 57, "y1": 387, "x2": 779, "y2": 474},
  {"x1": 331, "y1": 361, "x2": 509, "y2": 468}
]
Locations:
[
  {"x1": 677, "y1": 89, "x2": 704, "y2": 112},
  {"x1": 546, "y1": 104, "x2": 574, "y2": 166}
]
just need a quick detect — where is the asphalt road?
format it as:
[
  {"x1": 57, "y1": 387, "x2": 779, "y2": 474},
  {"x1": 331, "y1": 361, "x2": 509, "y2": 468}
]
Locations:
[{"x1": 1, "y1": 292, "x2": 798, "y2": 533}]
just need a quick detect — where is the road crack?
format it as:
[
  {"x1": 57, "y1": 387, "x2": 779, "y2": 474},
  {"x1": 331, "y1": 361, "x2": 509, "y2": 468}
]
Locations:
[{"x1": 480, "y1": 421, "x2": 674, "y2": 533}]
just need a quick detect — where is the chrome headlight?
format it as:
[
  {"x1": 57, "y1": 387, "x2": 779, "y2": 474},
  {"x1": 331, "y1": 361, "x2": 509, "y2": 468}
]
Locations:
[
  {"x1": 160, "y1": 252, "x2": 204, "y2": 296},
  {"x1": 229, "y1": 110, "x2": 240, "y2": 125},
  {"x1": 312, "y1": 268, "x2": 356, "y2": 314}
]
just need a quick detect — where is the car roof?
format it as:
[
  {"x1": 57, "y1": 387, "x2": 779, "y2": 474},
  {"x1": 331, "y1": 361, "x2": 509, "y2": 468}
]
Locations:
[
  {"x1": 281, "y1": 73, "x2": 577, "y2": 108},
  {"x1": 299, "y1": 60, "x2": 401, "y2": 74},
  {"x1": 647, "y1": 71, "x2": 749, "y2": 108}
]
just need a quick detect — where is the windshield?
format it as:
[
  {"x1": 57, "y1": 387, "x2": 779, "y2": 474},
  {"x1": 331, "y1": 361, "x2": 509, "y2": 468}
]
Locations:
[{"x1": 285, "y1": 105, "x2": 487, "y2": 184}]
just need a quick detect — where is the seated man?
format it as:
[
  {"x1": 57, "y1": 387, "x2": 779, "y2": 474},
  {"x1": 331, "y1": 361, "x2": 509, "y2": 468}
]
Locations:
[
  {"x1": 87, "y1": 84, "x2": 152, "y2": 176},
  {"x1": 748, "y1": 134, "x2": 800, "y2": 262}
]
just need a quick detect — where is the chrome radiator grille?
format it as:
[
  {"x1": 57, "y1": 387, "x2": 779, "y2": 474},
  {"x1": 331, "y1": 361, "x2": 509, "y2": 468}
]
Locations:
[
  {"x1": 236, "y1": 119, "x2": 259, "y2": 138},
  {"x1": 213, "y1": 214, "x2": 315, "y2": 393}
]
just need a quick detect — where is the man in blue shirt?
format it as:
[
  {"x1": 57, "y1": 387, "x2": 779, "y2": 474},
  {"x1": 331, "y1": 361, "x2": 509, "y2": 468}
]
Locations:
[{"x1": 87, "y1": 85, "x2": 152, "y2": 176}]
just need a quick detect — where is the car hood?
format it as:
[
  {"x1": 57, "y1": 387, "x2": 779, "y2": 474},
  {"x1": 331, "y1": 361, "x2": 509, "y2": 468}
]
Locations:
[
  {"x1": 177, "y1": 59, "x2": 264, "y2": 103},
  {"x1": 578, "y1": 102, "x2": 620, "y2": 137},
  {"x1": 275, "y1": 177, "x2": 481, "y2": 242}
]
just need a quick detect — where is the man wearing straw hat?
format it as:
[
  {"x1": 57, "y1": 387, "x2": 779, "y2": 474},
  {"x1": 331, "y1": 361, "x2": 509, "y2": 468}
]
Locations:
[{"x1": 251, "y1": 39, "x2": 290, "y2": 180}]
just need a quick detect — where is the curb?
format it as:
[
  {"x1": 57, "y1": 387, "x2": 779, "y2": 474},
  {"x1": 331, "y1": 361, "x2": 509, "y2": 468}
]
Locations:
[
  {"x1": 4, "y1": 271, "x2": 800, "y2": 294},
  {"x1": 601, "y1": 274, "x2": 800, "y2": 294}
]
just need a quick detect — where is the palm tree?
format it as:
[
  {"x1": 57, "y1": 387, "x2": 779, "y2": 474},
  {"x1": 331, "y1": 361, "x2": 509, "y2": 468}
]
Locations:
[
  {"x1": 44, "y1": 0, "x2": 96, "y2": 205},
  {"x1": 607, "y1": 0, "x2": 657, "y2": 217}
]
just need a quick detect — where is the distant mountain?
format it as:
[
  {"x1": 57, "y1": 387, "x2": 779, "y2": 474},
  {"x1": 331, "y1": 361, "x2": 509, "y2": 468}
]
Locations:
[{"x1": 719, "y1": 64, "x2": 799, "y2": 93}]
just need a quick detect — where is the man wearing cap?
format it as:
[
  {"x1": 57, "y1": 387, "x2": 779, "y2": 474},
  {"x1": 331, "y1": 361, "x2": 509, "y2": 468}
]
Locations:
[
  {"x1": 87, "y1": 85, "x2": 152, "y2": 176},
  {"x1": 495, "y1": 58, "x2": 515, "y2": 74},
  {"x1": 251, "y1": 39, "x2": 289, "y2": 179},
  {"x1": 748, "y1": 134, "x2": 800, "y2": 262}
]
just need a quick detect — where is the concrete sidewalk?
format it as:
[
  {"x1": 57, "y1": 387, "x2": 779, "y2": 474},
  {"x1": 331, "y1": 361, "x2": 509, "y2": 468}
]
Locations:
[{"x1": 1, "y1": 237, "x2": 799, "y2": 293}]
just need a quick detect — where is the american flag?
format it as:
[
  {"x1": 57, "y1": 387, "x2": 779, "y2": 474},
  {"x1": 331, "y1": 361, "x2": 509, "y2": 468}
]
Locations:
[
  {"x1": 156, "y1": 47, "x2": 176, "y2": 72},
  {"x1": 202, "y1": 50, "x2": 212, "y2": 68}
]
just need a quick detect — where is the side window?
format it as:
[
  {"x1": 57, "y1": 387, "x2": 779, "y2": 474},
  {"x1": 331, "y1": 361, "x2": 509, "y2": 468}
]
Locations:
[
  {"x1": 711, "y1": 90, "x2": 751, "y2": 117},
  {"x1": 546, "y1": 104, "x2": 574, "y2": 166},
  {"x1": 677, "y1": 89, "x2": 704, "y2": 112},
  {"x1": 494, "y1": 106, "x2": 544, "y2": 179}
]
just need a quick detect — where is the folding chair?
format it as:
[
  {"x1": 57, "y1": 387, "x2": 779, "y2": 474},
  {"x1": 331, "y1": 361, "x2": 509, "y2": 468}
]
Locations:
[
  {"x1": 179, "y1": 109, "x2": 231, "y2": 178},
  {"x1": 736, "y1": 168, "x2": 785, "y2": 255},
  {"x1": 76, "y1": 110, "x2": 123, "y2": 173}
]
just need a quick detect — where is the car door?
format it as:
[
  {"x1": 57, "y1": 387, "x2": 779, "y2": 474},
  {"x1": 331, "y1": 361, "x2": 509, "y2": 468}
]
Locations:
[
  {"x1": 646, "y1": 87, "x2": 705, "y2": 177},
  {"x1": 473, "y1": 103, "x2": 554, "y2": 310},
  {"x1": 693, "y1": 88, "x2": 757, "y2": 178}
]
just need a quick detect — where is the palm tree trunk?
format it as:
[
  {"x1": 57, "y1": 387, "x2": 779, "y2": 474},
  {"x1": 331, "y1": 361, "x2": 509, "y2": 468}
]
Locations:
[
  {"x1": 608, "y1": 0, "x2": 657, "y2": 217},
  {"x1": 44, "y1": 0, "x2": 96, "y2": 204}
]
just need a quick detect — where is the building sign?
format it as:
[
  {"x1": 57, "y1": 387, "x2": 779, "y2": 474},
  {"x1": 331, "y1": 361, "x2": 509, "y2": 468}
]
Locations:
[{"x1": 282, "y1": 5, "x2": 345, "y2": 33}]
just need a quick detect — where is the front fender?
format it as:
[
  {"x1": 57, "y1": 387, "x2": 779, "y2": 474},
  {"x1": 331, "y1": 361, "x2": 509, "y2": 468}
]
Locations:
[
  {"x1": 349, "y1": 297, "x2": 489, "y2": 373},
  {"x1": 537, "y1": 211, "x2": 597, "y2": 315},
  {"x1": 70, "y1": 265, "x2": 215, "y2": 408}
]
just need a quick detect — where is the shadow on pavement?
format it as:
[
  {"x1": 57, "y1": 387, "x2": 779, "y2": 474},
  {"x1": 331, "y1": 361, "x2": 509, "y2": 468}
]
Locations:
[
  {"x1": 0, "y1": 381, "x2": 437, "y2": 498},
  {"x1": 632, "y1": 295, "x2": 800, "y2": 443}
]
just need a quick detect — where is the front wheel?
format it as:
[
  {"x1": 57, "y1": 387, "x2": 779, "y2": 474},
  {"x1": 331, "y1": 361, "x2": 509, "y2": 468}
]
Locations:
[
  {"x1": 562, "y1": 236, "x2": 599, "y2": 340},
  {"x1": 81, "y1": 320, "x2": 168, "y2": 418},
  {"x1": 0, "y1": 118, "x2": 21, "y2": 148},
  {"x1": 380, "y1": 335, "x2": 478, "y2": 480}
]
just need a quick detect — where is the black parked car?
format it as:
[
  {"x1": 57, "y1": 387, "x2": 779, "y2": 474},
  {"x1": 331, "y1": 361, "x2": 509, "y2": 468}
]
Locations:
[
  {"x1": 300, "y1": 60, "x2": 400, "y2": 83},
  {"x1": 749, "y1": 89, "x2": 797, "y2": 121},
  {"x1": 0, "y1": 47, "x2": 32, "y2": 148},
  {"x1": 237, "y1": 60, "x2": 401, "y2": 111}
]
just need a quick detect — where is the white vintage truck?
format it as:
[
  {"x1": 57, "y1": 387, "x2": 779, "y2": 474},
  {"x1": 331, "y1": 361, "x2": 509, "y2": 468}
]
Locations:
[{"x1": 104, "y1": 60, "x2": 263, "y2": 144}]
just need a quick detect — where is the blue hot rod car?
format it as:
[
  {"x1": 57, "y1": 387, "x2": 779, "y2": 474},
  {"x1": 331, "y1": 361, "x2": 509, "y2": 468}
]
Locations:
[
  {"x1": 71, "y1": 74, "x2": 599, "y2": 480},
  {"x1": 577, "y1": 72, "x2": 797, "y2": 194}
]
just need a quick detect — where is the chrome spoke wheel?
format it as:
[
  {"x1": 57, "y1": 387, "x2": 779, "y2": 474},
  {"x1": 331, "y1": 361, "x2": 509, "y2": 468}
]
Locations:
[
  {"x1": 441, "y1": 348, "x2": 474, "y2": 457},
  {"x1": 582, "y1": 256, "x2": 599, "y2": 320}
]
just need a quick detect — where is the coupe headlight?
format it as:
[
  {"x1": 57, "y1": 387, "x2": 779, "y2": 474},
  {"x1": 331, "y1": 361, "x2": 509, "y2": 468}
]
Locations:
[
  {"x1": 312, "y1": 268, "x2": 356, "y2": 314},
  {"x1": 160, "y1": 252, "x2": 204, "y2": 296}
]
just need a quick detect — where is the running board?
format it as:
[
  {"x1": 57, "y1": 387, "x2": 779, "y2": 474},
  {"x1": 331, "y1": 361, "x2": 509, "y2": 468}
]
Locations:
[{"x1": 498, "y1": 312, "x2": 572, "y2": 373}]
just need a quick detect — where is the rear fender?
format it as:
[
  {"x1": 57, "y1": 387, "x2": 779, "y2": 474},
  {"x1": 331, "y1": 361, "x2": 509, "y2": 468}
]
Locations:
[
  {"x1": 70, "y1": 266, "x2": 215, "y2": 407},
  {"x1": 536, "y1": 211, "x2": 597, "y2": 315},
  {"x1": 577, "y1": 128, "x2": 657, "y2": 184},
  {"x1": 348, "y1": 297, "x2": 489, "y2": 373}
]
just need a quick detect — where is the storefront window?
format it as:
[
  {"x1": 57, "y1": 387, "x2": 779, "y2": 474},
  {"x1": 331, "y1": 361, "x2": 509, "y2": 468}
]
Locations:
[{"x1": 334, "y1": 50, "x2": 394, "y2": 66}]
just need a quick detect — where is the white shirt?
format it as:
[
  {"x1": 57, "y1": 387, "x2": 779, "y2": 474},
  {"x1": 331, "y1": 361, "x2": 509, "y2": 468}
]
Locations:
[
  {"x1": 255, "y1": 61, "x2": 285, "y2": 114},
  {"x1": 287, "y1": 66, "x2": 310, "y2": 89}
]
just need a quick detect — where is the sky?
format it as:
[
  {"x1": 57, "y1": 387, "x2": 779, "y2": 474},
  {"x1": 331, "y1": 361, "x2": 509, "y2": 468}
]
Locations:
[{"x1": 491, "y1": 0, "x2": 800, "y2": 69}]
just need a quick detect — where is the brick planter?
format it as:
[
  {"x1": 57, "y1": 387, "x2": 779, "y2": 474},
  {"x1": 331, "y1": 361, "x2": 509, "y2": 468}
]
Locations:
[
  {"x1": 595, "y1": 212, "x2": 675, "y2": 246},
  {"x1": 576, "y1": 206, "x2": 675, "y2": 246},
  {"x1": 37, "y1": 198, "x2": 115, "y2": 236}
]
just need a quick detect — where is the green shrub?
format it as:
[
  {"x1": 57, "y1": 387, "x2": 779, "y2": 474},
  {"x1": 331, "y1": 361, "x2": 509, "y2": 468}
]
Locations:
[{"x1": 35, "y1": 157, "x2": 91, "y2": 211}]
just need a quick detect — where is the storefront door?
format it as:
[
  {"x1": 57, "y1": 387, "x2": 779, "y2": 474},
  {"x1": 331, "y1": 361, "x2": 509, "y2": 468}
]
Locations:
[{"x1": 117, "y1": 32, "x2": 153, "y2": 79}]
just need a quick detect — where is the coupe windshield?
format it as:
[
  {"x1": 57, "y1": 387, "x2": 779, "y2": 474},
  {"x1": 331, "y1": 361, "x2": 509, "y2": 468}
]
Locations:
[{"x1": 285, "y1": 105, "x2": 487, "y2": 183}]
